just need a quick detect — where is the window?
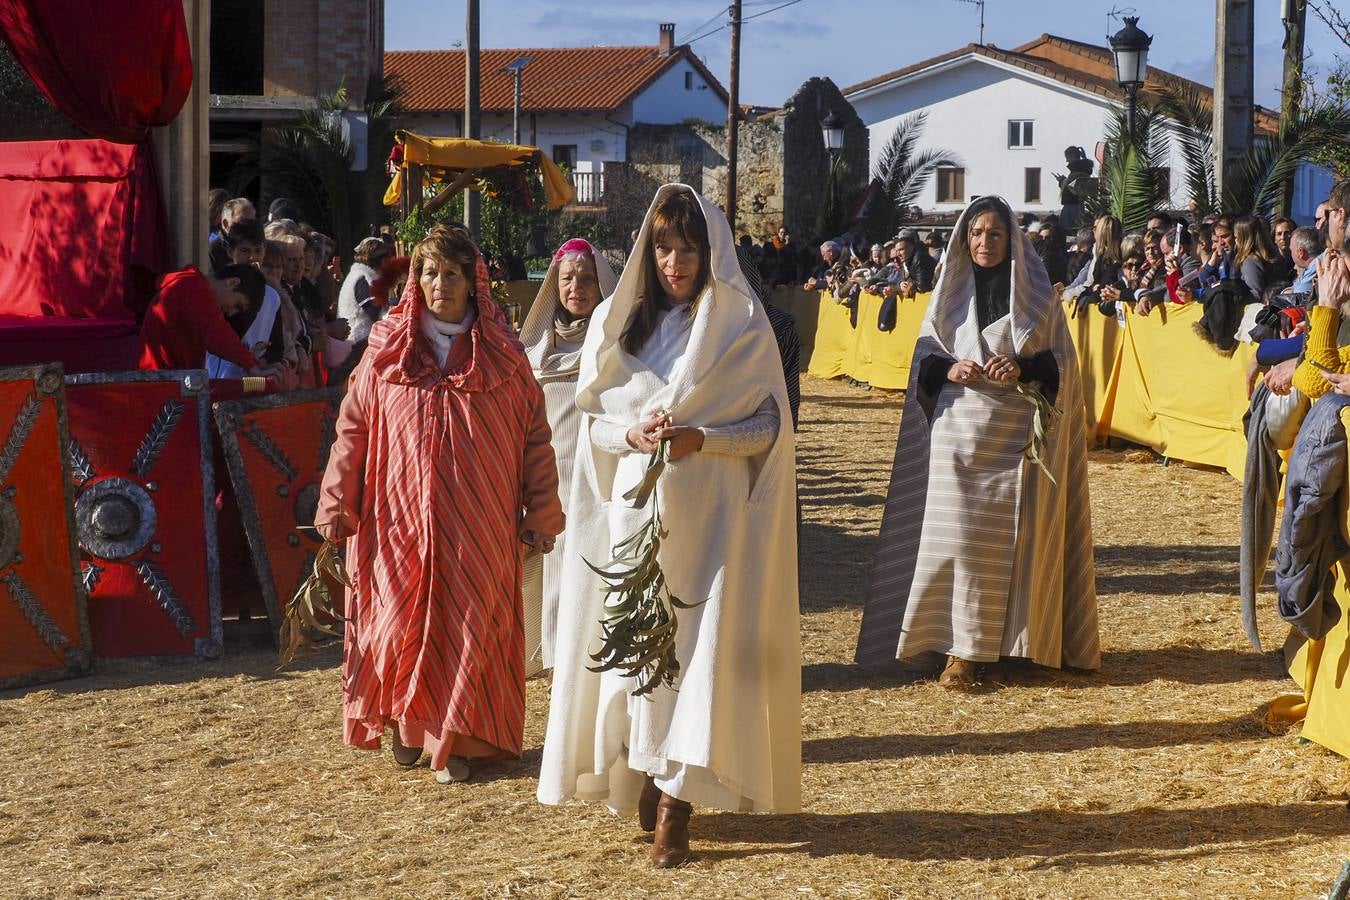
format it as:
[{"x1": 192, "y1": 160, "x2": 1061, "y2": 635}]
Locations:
[
  {"x1": 1008, "y1": 119, "x2": 1034, "y2": 148},
  {"x1": 552, "y1": 144, "x2": 577, "y2": 170},
  {"x1": 1024, "y1": 167, "x2": 1041, "y2": 204},
  {"x1": 684, "y1": 71, "x2": 693, "y2": 90},
  {"x1": 936, "y1": 167, "x2": 965, "y2": 203}
]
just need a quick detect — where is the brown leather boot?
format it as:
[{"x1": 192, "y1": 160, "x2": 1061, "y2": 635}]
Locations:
[
  {"x1": 638, "y1": 775, "x2": 661, "y2": 833},
  {"x1": 650, "y1": 793, "x2": 692, "y2": 868},
  {"x1": 938, "y1": 655, "x2": 978, "y2": 690}
]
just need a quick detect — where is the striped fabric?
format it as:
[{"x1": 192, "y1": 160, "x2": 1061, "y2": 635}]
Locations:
[
  {"x1": 855, "y1": 197, "x2": 1099, "y2": 671},
  {"x1": 316, "y1": 260, "x2": 564, "y2": 769}
]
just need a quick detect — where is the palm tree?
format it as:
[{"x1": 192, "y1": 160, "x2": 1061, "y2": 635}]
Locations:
[
  {"x1": 228, "y1": 79, "x2": 397, "y2": 263},
  {"x1": 861, "y1": 112, "x2": 961, "y2": 240},
  {"x1": 1219, "y1": 100, "x2": 1350, "y2": 216},
  {"x1": 1153, "y1": 85, "x2": 1349, "y2": 218},
  {"x1": 1083, "y1": 104, "x2": 1170, "y2": 234}
]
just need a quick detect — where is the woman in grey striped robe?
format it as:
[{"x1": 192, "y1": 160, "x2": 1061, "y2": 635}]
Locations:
[
  {"x1": 854, "y1": 196, "x2": 1099, "y2": 688},
  {"x1": 518, "y1": 239, "x2": 617, "y2": 675}
]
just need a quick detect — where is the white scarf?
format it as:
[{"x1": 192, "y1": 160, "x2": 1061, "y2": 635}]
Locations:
[{"x1": 419, "y1": 305, "x2": 476, "y2": 367}]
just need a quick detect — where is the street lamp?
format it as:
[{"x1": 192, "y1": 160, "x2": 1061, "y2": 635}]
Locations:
[
  {"x1": 1109, "y1": 16, "x2": 1152, "y2": 143},
  {"x1": 821, "y1": 111, "x2": 845, "y2": 215},
  {"x1": 501, "y1": 55, "x2": 533, "y2": 145}
]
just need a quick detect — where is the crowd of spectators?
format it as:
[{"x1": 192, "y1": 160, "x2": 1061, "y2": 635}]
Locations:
[{"x1": 182, "y1": 190, "x2": 407, "y2": 390}]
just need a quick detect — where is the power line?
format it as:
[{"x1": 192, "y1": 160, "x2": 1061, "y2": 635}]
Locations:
[{"x1": 740, "y1": 0, "x2": 805, "y2": 23}]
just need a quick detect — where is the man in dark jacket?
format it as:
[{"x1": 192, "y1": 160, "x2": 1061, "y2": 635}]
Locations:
[
  {"x1": 1037, "y1": 220, "x2": 1069, "y2": 285},
  {"x1": 892, "y1": 229, "x2": 935, "y2": 296}
]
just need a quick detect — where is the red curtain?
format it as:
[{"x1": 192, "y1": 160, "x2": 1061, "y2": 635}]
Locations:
[
  {"x1": 0, "y1": 0, "x2": 193, "y2": 144},
  {"x1": 0, "y1": 1, "x2": 191, "y2": 334}
]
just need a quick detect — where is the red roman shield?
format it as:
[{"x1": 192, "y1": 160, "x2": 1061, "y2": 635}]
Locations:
[
  {"x1": 213, "y1": 388, "x2": 344, "y2": 639},
  {"x1": 65, "y1": 370, "x2": 221, "y2": 660},
  {"x1": 0, "y1": 364, "x2": 92, "y2": 689}
]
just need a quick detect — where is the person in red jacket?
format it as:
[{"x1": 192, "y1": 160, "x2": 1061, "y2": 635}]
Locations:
[{"x1": 138, "y1": 264, "x2": 277, "y2": 376}]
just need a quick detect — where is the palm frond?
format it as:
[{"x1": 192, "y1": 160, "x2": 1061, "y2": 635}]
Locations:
[
  {"x1": 1088, "y1": 106, "x2": 1169, "y2": 233},
  {"x1": 1221, "y1": 100, "x2": 1350, "y2": 215},
  {"x1": 891, "y1": 147, "x2": 964, "y2": 211},
  {"x1": 1154, "y1": 83, "x2": 1217, "y2": 216},
  {"x1": 863, "y1": 113, "x2": 961, "y2": 240}
]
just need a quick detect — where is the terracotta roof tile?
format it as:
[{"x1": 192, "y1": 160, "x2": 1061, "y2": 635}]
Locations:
[
  {"x1": 385, "y1": 45, "x2": 727, "y2": 114},
  {"x1": 844, "y1": 34, "x2": 1279, "y2": 136}
]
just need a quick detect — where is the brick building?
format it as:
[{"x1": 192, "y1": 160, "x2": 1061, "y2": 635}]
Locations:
[{"x1": 209, "y1": 0, "x2": 387, "y2": 187}]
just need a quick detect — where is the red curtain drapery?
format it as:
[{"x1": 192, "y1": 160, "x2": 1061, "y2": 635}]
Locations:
[
  {"x1": 0, "y1": 0, "x2": 193, "y2": 144},
  {"x1": 0, "y1": 0, "x2": 192, "y2": 336}
]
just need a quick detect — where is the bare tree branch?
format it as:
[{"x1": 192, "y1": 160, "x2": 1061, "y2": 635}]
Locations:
[{"x1": 1309, "y1": 0, "x2": 1350, "y2": 52}]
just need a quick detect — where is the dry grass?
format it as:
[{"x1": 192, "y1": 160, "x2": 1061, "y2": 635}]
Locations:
[{"x1": 2, "y1": 376, "x2": 1348, "y2": 899}]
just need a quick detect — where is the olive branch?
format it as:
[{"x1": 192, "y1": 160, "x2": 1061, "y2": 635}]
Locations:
[
  {"x1": 585, "y1": 438, "x2": 703, "y2": 697},
  {"x1": 1013, "y1": 381, "x2": 1063, "y2": 486}
]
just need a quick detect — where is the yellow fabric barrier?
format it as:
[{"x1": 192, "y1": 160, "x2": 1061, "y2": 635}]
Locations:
[
  {"x1": 806, "y1": 291, "x2": 930, "y2": 389},
  {"x1": 809, "y1": 291, "x2": 1257, "y2": 479},
  {"x1": 1063, "y1": 304, "x2": 1124, "y2": 441},
  {"x1": 1107, "y1": 302, "x2": 1255, "y2": 479},
  {"x1": 805, "y1": 293, "x2": 857, "y2": 381}
]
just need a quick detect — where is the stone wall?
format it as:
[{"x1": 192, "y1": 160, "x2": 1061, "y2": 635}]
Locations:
[
  {"x1": 781, "y1": 77, "x2": 869, "y2": 241},
  {"x1": 617, "y1": 78, "x2": 868, "y2": 244}
]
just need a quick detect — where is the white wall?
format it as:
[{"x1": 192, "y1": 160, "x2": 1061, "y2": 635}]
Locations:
[
  {"x1": 627, "y1": 57, "x2": 727, "y2": 125},
  {"x1": 849, "y1": 57, "x2": 1200, "y2": 215}
]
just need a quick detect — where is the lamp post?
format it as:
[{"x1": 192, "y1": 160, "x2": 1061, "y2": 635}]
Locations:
[
  {"x1": 501, "y1": 56, "x2": 533, "y2": 145},
  {"x1": 821, "y1": 111, "x2": 845, "y2": 215},
  {"x1": 1108, "y1": 16, "x2": 1152, "y2": 143}
]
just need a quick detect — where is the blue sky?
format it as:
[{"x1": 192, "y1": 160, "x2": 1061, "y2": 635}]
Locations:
[{"x1": 385, "y1": 0, "x2": 1345, "y2": 108}]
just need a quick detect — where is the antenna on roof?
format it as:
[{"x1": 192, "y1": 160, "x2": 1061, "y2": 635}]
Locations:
[
  {"x1": 1105, "y1": 5, "x2": 1138, "y2": 43},
  {"x1": 952, "y1": 0, "x2": 986, "y2": 46}
]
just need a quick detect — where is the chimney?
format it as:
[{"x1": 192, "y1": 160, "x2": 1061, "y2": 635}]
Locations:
[{"x1": 658, "y1": 23, "x2": 675, "y2": 55}]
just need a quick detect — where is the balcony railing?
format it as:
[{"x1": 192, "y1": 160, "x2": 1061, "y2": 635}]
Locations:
[{"x1": 571, "y1": 171, "x2": 605, "y2": 205}]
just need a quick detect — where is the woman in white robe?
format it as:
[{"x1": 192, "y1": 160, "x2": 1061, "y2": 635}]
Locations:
[
  {"x1": 518, "y1": 238, "x2": 617, "y2": 675},
  {"x1": 538, "y1": 185, "x2": 800, "y2": 868},
  {"x1": 854, "y1": 195, "x2": 1099, "y2": 688}
]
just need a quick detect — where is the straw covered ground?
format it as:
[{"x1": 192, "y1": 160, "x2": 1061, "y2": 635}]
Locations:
[{"x1": 2, "y1": 375, "x2": 1348, "y2": 899}]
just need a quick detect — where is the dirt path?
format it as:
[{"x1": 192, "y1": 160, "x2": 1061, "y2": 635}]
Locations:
[{"x1": 2, "y1": 376, "x2": 1346, "y2": 898}]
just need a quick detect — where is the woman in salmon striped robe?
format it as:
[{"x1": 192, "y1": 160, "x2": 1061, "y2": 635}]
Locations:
[{"x1": 316, "y1": 225, "x2": 564, "y2": 784}]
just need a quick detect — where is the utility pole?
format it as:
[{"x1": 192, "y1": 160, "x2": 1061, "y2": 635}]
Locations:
[
  {"x1": 465, "y1": 0, "x2": 481, "y2": 238},
  {"x1": 1213, "y1": 0, "x2": 1254, "y2": 206},
  {"x1": 725, "y1": 1, "x2": 742, "y2": 231},
  {"x1": 1276, "y1": 0, "x2": 1307, "y2": 218}
]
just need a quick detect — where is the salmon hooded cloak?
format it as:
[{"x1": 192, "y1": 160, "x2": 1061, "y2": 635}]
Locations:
[{"x1": 316, "y1": 251, "x2": 563, "y2": 768}]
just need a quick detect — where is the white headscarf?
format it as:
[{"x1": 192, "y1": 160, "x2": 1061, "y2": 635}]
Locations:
[{"x1": 518, "y1": 239, "x2": 617, "y2": 382}]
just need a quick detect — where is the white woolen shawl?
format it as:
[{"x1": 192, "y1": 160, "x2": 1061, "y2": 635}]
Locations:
[
  {"x1": 537, "y1": 184, "x2": 801, "y2": 814},
  {"x1": 518, "y1": 244, "x2": 617, "y2": 672}
]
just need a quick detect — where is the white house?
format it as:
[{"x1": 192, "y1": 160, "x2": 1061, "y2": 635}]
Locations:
[
  {"x1": 844, "y1": 34, "x2": 1333, "y2": 224},
  {"x1": 385, "y1": 23, "x2": 728, "y2": 203}
]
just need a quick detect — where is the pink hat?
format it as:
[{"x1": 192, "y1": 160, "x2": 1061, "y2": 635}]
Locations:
[{"x1": 554, "y1": 238, "x2": 595, "y2": 261}]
